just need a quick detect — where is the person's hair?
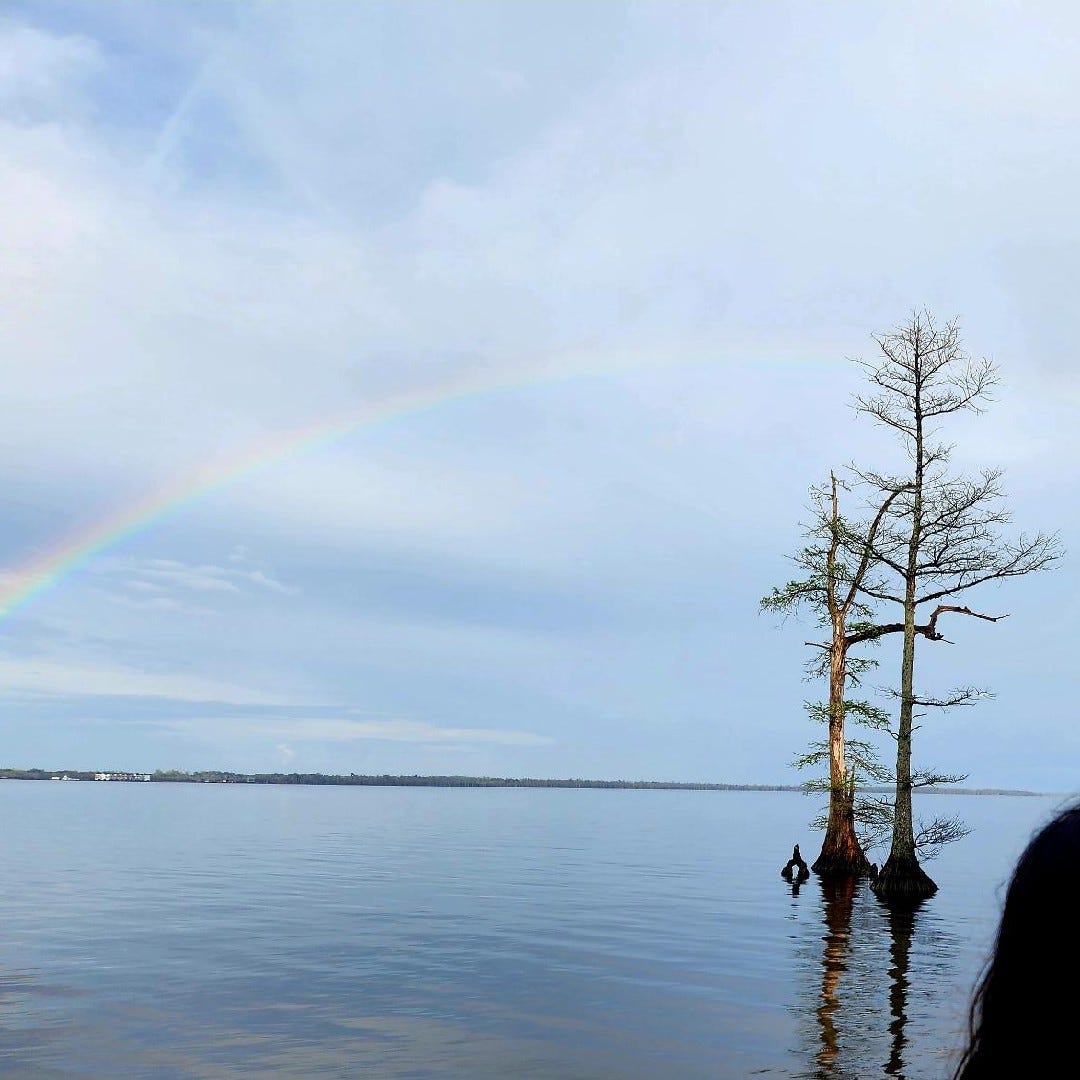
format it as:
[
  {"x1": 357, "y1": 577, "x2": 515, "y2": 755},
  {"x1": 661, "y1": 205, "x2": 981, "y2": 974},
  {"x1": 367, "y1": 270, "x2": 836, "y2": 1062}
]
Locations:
[{"x1": 952, "y1": 800, "x2": 1080, "y2": 1078}]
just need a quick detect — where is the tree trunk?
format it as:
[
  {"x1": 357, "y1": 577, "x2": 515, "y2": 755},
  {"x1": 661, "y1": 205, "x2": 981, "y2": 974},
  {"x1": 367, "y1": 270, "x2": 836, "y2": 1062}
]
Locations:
[
  {"x1": 814, "y1": 791, "x2": 873, "y2": 876},
  {"x1": 872, "y1": 607, "x2": 936, "y2": 897},
  {"x1": 873, "y1": 356, "x2": 937, "y2": 901},
  {"x1": 813, "y1": 477, "x2": 873, "y2": 879},
  {"x1": 812, "y1": 639, "x2": 872, "y2": 877}
]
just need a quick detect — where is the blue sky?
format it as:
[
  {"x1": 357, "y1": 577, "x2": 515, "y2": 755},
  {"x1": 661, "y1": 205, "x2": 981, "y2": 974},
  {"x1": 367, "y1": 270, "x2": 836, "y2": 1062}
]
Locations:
[{"x1": 0, "y1": 2, "x2": 1076, "y2": 788}]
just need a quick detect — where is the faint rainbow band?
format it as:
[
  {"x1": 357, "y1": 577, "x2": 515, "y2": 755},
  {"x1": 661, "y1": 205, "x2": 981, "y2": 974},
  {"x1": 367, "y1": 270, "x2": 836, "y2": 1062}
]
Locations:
[{"x1": 0, "y1": 346, "x2": 737, "y2": 621}]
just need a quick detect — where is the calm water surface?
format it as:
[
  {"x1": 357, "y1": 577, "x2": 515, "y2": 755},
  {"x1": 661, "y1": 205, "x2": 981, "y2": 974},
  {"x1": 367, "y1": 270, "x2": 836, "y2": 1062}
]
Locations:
[{"x1": 0, "y1": 783, "x2": 1063, "y2": 1078}]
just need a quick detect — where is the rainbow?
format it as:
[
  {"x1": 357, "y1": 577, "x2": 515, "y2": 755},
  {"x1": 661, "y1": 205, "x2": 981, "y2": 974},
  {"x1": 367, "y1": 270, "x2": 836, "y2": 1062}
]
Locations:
[{"x1": 0, "y1": 348, "x2": 722, "y2": 622}]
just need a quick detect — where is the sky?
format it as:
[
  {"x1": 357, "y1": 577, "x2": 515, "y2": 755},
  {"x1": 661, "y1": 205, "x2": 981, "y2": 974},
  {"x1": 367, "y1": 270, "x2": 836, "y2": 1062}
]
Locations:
[{"x1": 0, "y1": 2, "x2": 1077, "y2": 790}]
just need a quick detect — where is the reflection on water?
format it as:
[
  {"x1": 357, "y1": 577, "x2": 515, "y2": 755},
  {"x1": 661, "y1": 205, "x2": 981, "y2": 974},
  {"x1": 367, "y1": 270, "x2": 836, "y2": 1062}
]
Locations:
[
  {"x1": 792, "y1": 876, "x2": 943, "y2": 1080},
  {"x1": 0, "y1": 784, "x2": 1057, "y2": 1077},
  {"x1": 815, "y1": 877, "x2": 856, "y2": 1076},
  {"x1": 788, "y1": 874, "x2": 808, "y2": 897},
  {"x1": 883, "y1": 898, "x2": 926, "y2": 1078}
]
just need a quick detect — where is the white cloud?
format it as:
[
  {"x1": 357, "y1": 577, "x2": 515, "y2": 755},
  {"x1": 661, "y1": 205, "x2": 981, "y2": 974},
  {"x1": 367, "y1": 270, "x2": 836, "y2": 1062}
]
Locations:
[
  {"x1": 167, "y1": 715, "x2": 554, "y2": 747},
  {"x1": 110, "y1": 593, "x2": 209, "y2": 616},
  {"x1": 0, "y1": 657, "x2": 300, "y2": 706},
  {"x1": 103, "y1": 556, "x2": 298, "y2": 602},
  {"x1": 0, "y1": 20, "x2": 101, "y2": 113},
  {"x1": 244, "y1": 569, "x2": 295, "y2": 595},
  {"x1": 139, "y1": 563, "x2": 240, "y2": 593}
]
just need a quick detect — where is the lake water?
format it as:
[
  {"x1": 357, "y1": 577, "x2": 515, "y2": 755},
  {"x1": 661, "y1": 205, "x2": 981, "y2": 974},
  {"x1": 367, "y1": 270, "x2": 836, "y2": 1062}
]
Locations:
[{"x1": 0, "y1": 782, "x2": 1064, "y2": 1078}]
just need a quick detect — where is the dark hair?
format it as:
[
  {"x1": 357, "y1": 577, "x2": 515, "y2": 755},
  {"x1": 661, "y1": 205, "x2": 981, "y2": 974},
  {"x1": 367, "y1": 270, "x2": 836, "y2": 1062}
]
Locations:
[{"x1": 952, "y1": 800, "x2": 1080, "y2": 1078}]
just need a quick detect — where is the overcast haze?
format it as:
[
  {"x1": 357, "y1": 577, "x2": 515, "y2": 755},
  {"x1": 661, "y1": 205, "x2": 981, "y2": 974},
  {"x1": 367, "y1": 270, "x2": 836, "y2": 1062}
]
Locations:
[{"x1": 0, "y1": 2, "x2": 1076, "y2": 789}]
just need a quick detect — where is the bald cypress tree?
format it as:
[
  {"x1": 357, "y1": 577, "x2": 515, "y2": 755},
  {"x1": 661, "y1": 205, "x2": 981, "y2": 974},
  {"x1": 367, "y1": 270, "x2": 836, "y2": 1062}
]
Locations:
[
  {"x1": 851, "y1": 312, "x2": 1060, "y2": 900},
  {"x1": 762, "y1": 473, "x2": 902, "y2": 877},
  {"x1": 766, "y1": 312, "x2": 1059, "y2": 891}
]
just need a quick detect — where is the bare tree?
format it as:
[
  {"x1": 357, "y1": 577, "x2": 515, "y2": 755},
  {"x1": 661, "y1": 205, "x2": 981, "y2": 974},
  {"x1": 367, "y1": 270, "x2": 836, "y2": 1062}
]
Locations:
[{"x1": 851, "y1": 312, "x2": 1060, "y2": 900}]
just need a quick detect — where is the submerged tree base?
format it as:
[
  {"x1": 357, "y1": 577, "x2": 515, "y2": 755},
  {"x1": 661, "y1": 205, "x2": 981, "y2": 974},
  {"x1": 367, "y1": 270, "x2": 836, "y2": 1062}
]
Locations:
[
  {"x1": 870, "y1": 854, "x2": 938, "y2": 900},
  {"x1": 812, "y1": 819, "x2": 875, "y2": 878},
  {"x1": 812, "y1": 849, "x2": 875, "y2": 878}
]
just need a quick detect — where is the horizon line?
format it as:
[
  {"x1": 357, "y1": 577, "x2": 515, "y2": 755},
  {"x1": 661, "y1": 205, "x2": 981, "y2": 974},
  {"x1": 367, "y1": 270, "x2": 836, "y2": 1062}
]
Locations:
[{"x1": 0, "y1": 767, "x2": 1054, "y2": 796}]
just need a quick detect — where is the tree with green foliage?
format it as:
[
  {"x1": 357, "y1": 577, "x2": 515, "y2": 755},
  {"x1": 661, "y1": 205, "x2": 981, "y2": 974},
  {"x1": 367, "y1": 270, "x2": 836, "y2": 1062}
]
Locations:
[
  {"x1": 766, "y1": 313, "x2": 1059, "y2": 891},
  {"x1": 762, "y1": 472, "x2": 902, "y2": 876}
]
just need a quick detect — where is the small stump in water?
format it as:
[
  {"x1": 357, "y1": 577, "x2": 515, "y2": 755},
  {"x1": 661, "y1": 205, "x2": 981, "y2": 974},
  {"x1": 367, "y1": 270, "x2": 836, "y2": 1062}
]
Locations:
[{"x1": 781, "y1": 843, "x2": 810, "y2": 883}]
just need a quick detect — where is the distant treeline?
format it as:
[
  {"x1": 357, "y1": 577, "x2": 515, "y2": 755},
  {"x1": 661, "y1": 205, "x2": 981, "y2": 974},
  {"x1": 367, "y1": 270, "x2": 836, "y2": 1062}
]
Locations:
[
  {"x1": 0, "y1": 767, "x2": 1044, "y2": 795},
  {"x1": 0, "y1": 767, "x2": 798, "y2": 790}
]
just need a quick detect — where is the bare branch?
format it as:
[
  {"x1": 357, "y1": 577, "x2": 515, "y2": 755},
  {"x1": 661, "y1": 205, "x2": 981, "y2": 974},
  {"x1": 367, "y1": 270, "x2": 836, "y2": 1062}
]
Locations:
[
  {"x1": 921, "y1": 604, "x2": 1007, "y2": 641},
  {"x1": 912, "y1": 769, "x2": 968, "y2": 787},
  {"x1": 911, "y1": 686, "x2": 990, "y2": 708},
  {"x1": 914, "y1": 814, "x2": 971, "y2": 858}
]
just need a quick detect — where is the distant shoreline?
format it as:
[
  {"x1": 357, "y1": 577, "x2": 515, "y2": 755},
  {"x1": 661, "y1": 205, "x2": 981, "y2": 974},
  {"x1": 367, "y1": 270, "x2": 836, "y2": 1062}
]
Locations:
[{"x1": 0, "y1": 768, "x2": 1048, "y2": 796}]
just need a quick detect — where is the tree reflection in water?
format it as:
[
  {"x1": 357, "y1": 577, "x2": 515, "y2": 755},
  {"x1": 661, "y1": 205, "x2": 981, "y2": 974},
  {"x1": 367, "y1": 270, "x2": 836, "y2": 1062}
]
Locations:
[
  {"x1": 815, "y1": 876, "x2": 856, "y2": 1076},
  {"x1": 790, "y1": 876, "x2": 931, "y2": 1079},
  {"x1": 881, "y1": 897, "x2": 927, "y2": 1078}
]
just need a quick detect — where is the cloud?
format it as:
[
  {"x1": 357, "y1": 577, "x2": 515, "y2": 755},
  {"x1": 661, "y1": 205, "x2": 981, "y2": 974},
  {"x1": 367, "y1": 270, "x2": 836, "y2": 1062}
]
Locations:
[
  {"x1": 103, "y1": 556, "x2": 298, "y2": 601},
  {"x1": 0, "y1": 19, "x2": 102, "y2": 115},
  {"x1": 139, "y1": 561, "x2": 241, "y2": 593},
  {"x1": 110, "y1": 593, "x2": 210, "y2": 616},
  {"x1": 0, "y1": 657, "x2": 299, "y2": 706},
  {"x1": 6, "y1": 4, "x2": 1066, "y2": 553},
  {"x1": 166, "y1": 715, "x2": 553, "y2": 747},
  {"x1": 244, "y1": 569, "x2": 295, "y2": 595},
  {"x1": 0, "y1": 5, "x2": 1075, "y2": 787}
]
